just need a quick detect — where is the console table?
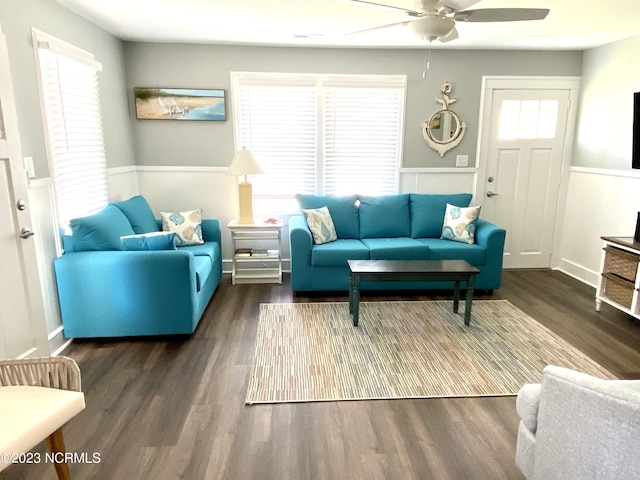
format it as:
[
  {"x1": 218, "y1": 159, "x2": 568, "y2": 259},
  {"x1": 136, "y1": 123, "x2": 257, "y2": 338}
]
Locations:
[
  {"x1": 347, "y1": 259, "x2": 479, "y2": 327},
  {"x1": 596, "y1": 236, "x2": 640, "y2": 320}
]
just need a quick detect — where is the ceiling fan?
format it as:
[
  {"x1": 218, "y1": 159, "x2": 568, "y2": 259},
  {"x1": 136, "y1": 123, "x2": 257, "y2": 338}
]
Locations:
[{"x1": 348, "y1": 0, "x2": 550, "y2": 43}]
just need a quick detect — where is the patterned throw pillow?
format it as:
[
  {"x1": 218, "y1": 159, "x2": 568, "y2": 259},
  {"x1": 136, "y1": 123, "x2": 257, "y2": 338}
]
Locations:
[
  {"x1": 160, "y1": 209, "x2": 204, "y2": 246},
  {"x1": 441, "y1": 203, "x2": 481, "y2": 244},
  {"x1": 302, "y1": 206, "x2": 337, "y2": 245}
]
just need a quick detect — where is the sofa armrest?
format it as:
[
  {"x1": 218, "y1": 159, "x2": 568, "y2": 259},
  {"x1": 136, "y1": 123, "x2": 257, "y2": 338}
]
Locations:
[
  {"x1": 475, "y1": 218, "x2": 506, "y2": 248},
  {"x1": 516, "y1": 383, "x2": 542, "y2": 433},
  {"x1": 289, "y1": 215, "x2": 313, "y2": 258},
  {"x1": 201, "y1": 219, "x2": 222, "y2": 245}
]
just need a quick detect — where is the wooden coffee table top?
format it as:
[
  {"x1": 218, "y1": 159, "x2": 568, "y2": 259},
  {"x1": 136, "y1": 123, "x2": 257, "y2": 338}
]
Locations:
[{"x1": 347, "y1": 259, "x2": 479, "y2": 275}]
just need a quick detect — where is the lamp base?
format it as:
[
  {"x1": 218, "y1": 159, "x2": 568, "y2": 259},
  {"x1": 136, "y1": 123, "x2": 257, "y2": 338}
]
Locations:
[{"x1": 237, "y1": 182, "x2": 254, "y2": 224}]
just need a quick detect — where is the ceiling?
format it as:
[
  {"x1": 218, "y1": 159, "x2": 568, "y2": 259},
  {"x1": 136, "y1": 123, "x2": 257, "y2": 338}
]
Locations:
[{"x1": 54, "y1": 0, "x2": 640, "y2": 50}]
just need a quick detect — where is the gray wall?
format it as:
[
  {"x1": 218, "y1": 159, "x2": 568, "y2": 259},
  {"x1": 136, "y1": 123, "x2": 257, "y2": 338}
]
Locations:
[
  {"x1": 124, "y1": 42, "x2": 582, "y2": 170},
  {"x1": 0, "y1": 0, "x2": 135, "y2": 178},
  {"x1": 573, "y1": 34, "x2": 640, "y2": 170}
]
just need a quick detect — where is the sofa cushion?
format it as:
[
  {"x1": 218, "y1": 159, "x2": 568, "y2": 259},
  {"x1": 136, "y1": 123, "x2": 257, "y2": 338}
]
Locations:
[
  {"x1": 302, "y1": 206, "x2": 337, "y2": 245},
  {"x1": 310, "y1": 239, "x2": 369, "y2": 267},
  {"x1": 69, "y1": 205, "x2": 135, "y2": 251},
  {"x1": 112, "y1": 195, "x2": 159, "y2": 234},
  {"x1": 359, "y1": 194, "x2": 410, "y2": 239},
  {"x1": 441, "y1": 204, "x2": 481, "y2": 244},
  {"x1": 410, "y1": 193, "x2": 473, "y2": 238},
  {"x1": 161, "y1": 209, "x2": 204, "y2": 246},
  {"x1": 296, "y1": 194, "x2": 359, "y2": 239},
  {"x1": 193, "y1": 255, "x2": 212, "y2": 292},
  {"x1": 416, "y1": 238, "x2": 486, "y2": 265},
  {"x1": 361, "y1": 237, "x2": 430, "y2": 261},
  {"x1": 120, "y1": 232, "x2": 176, "y2": 251}
]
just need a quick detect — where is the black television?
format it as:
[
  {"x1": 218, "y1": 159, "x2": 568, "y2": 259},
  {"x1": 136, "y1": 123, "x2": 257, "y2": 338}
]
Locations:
[{"x1": 633, "y1": 91, "x2": 640, "y2": 169}]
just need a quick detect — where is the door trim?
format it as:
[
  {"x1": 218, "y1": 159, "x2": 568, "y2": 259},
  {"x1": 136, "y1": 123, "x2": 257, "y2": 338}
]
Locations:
[{"x1": 475, "y1": 76, "x2": 581, "y2": 269}]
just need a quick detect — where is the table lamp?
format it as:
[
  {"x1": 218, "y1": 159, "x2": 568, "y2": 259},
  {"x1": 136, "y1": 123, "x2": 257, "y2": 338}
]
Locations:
[{"x1": 227, "y1": 147, "x2": 263, "y2": 224}]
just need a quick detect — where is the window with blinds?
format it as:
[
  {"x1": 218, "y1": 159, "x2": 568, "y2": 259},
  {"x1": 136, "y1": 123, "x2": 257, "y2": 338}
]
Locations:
[
  {"x1": 32, "y1": 29, "x2": 108, "y2": 232},
  {"x1": 231, "y1": 72, "x2": 406, "y2": 211}
]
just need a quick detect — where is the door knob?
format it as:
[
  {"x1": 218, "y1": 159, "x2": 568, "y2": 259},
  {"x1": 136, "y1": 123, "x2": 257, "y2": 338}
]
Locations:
[
  {"x1": 19, "y1": 227, "x2": 35, "y2": 239},
  {"x1": 486, "y1": 191, "x2": 500, "y2": 197}
]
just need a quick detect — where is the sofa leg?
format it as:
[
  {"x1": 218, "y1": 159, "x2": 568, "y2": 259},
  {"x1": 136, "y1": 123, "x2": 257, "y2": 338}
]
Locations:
[{"x1": 46, "y1": 427, "x2": 71, "y2": 480}]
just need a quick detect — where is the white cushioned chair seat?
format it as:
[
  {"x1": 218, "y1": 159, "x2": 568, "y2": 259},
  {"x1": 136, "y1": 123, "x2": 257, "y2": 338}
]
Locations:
[{"x1": 0, "y1": 386, "x2": 85, "y2": 472}]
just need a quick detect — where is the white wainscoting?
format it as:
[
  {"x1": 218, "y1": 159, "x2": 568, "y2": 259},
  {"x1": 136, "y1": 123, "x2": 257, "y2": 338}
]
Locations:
[
  {"x1": 27, "y1": 178, "x2": 67, "y2": 354},
  {"x1": 557, "y1": 167, "x2": 640, "y2": 287},
  {"x1": 107, "y1": 165, "x2": 140, "y2": 202},
  {"x1": 400, "y1": 167, "x2": 478, "y2": 199}
]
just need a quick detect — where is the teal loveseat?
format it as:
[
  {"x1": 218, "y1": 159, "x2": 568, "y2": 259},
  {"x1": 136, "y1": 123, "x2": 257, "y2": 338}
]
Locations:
[
  {"x1": 54, "y1": 196, "x2": 222, "y2": 338},
  {"x1": 289, "y1": 193, "x2": 506, "y2": 292}
]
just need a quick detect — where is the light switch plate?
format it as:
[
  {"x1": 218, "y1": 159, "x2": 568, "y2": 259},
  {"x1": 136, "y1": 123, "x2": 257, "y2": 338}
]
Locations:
[{"x1": 456, "y1": 154, "x2": 469, "y2": 167}]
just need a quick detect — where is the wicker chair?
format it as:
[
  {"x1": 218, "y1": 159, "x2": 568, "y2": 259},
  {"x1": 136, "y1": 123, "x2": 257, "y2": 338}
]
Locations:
[{"x1": 0, "y1": 356, "x2": 85, "y2": 480}]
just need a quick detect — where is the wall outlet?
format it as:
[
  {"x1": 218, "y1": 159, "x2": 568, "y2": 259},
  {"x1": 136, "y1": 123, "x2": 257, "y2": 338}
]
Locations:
[
  {"x1": 23, "y1": 156, "x2": 36, "y2": 178},
  {"x1": 456, "y1": 154, "x2": 469, "y2": 167}
]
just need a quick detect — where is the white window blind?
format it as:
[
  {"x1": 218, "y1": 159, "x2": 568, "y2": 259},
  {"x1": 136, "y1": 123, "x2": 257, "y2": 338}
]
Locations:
[
  {"x1": 235, "y1": 79, "x2": 317, "y2": 199},
  {"x1": 231, "y1": 72, "x2": 405, "y2": 208},
  {"x1": 324, "y1": 85, "x2": 403, "y2": 195},
  {"x1": 33, "y1": 30, "x2": 108, "y2": 231}
]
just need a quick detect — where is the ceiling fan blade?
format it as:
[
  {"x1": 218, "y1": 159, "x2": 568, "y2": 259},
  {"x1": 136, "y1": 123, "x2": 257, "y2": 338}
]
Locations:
[
  {"x1": 348, "y1": 0, "x2": 422, "y2": 17},
  {"x1": 346, "y1": 20, "x2": 411, "y2": 36},
  {"x1": 436, "y1": 0, "x2": 481, "y2": 12},
  {"x1": 454, "y1": 8, "x2": 550, "y2": 22},
  {"x1": 438, "y1": 26, "x2": 459, "y2": 43}
]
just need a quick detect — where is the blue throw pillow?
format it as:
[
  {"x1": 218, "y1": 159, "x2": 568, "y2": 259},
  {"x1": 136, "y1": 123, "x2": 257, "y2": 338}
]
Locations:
[
  {"x1": 112, "y1": 195, "x2": 158, "y2": 234},
  {"x1": 410, "y1": 193, "x2": 473, "y2": 238},
  {"x1": 120, "y1": 232, "x2": 177, "y2": 251},
  {"x1": 358, "y1": 194, "x2": 410, "y2": 238},
  {"x1": 295, "y1": 194, "x2": 359, "y2": 239},
  {"x1": 69, "y1": 205, "x2": 135, "y2": 251}
]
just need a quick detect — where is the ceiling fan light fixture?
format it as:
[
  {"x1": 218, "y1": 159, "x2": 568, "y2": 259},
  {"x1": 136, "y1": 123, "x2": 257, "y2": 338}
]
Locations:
[{"x1": 408, "y1": 16, "x2": 455, "y2": 41}]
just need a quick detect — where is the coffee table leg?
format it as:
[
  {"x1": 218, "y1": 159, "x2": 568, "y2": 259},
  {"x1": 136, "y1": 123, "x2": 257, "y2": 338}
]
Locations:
[
  {"x1": 464, "y1": 275, "x2": 476, "y2": 326},
  {"x1": 349, "y1": 272, "x2": 354, "y2": 315},
  {"x1": 352, "y1": 274, "x2": 361, "y2": 327},
  {"x1": 453, "y1": 280, "x2": 460, "y2": 313}
]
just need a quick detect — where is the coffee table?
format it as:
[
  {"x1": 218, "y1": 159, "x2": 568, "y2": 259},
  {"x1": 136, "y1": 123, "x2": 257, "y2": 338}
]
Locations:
[{"x1": 347, "y1": 259, "x2": 480, "y2": 327}]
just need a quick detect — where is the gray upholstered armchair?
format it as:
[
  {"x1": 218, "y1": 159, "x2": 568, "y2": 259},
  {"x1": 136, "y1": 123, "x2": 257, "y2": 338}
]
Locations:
[{"x1": 516, "y1": 365, "x2": 640, "y2": 480}]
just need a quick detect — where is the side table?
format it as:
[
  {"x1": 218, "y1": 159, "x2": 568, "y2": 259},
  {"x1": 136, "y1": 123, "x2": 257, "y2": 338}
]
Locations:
[{"x1": 227, "y1": 220, "x2": 283, "y2": 285}]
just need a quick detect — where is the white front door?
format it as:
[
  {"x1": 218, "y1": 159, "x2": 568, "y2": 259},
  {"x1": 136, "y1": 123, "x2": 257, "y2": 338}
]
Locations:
[
  {"x1": 0, "y1": 25, "x2": 49, "y2": 358},
  {"x1": 477, "y1": 78, "x2": 580, "y2": 269}
]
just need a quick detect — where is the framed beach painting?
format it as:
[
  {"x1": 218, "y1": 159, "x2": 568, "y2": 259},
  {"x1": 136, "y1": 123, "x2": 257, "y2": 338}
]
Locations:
[{"x1": 134, "y1": 87, "x2": 226, "y2": 121}]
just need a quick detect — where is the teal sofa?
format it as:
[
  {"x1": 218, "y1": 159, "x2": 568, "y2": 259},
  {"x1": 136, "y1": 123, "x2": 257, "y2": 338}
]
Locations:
[
  {"x1": 289, "y1": 193, "x2": 506, "y2": 292},
  {"x1": 54, "y1": 196, "x2": 222, "y2": 338}
]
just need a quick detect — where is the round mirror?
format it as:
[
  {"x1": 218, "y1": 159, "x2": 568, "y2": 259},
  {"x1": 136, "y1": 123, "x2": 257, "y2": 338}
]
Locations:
[{"x1": 426, "y1": 110, "x2": 462, "y2": 144}]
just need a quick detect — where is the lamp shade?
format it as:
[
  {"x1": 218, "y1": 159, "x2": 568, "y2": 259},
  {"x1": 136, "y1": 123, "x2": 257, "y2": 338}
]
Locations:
[{"x1": 227, "y1": 147, "x2": 263, "y2": 176}]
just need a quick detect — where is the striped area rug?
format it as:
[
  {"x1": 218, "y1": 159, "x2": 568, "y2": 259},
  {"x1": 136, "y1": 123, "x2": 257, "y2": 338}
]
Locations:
[{"x1": 245, "y1": 300, "x2": 616, "y2": 404}]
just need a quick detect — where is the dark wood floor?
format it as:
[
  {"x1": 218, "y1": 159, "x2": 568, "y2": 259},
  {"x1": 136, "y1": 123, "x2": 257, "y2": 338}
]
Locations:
[{"x1": 5, "y1": 270, "x2": 640, "y2": 480}]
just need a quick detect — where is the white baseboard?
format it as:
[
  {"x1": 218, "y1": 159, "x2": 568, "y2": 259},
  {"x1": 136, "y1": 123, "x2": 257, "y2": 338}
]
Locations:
[{"x1": 555, "y1": 258, "x2": 599, "y2": 288}]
